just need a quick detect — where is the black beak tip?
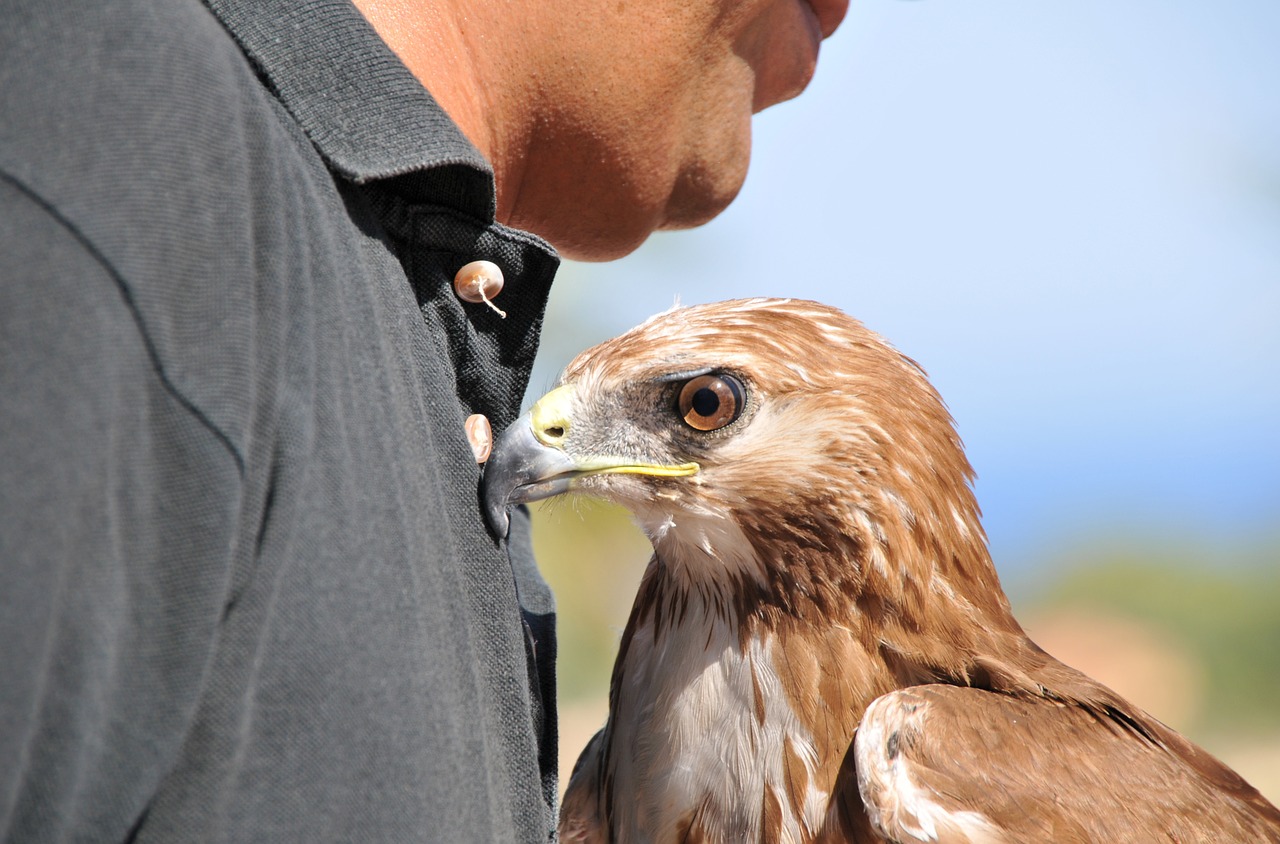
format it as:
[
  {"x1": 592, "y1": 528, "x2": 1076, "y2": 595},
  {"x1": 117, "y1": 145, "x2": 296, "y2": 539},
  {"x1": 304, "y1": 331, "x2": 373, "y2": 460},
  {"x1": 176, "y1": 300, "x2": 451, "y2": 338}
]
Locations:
[
  {"x1": 479, "y1": 412, "x2": 571, "y2": 541},
  {"x1": 483, "y1": 493, "x2": 512, "y2": 539}
]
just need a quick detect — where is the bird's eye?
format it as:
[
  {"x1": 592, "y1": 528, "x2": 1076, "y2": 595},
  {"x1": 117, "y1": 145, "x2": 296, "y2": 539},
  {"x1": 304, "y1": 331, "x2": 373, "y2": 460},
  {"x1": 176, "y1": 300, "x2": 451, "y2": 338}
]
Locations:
[{"x1": 677, "y1": 374, "x2": 744, "y2": 432}]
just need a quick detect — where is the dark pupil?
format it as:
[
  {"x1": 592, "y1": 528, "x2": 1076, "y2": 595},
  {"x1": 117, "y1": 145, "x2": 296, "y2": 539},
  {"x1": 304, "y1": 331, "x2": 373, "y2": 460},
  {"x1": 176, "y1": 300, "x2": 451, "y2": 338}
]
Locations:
[{"x1": 691, "y1": 387, "x2": 720, "y2": 417}]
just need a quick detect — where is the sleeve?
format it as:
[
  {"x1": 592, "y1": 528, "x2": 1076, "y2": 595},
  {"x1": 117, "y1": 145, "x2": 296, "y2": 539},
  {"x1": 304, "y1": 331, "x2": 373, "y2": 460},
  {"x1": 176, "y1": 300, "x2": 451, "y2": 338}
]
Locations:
[{"x1": 0, "y1": 174, "x2": 243, "y2": 840}]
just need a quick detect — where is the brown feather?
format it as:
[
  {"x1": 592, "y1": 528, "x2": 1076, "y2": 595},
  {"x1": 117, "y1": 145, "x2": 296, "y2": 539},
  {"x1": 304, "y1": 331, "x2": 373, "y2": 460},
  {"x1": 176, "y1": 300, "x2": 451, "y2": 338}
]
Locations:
[
  {"x1": 857, "y1": 685, "x2": 1280, "y2": 842},
  {"x1": 547, "y1": 298, "x2": 1280, "y2": 842}
]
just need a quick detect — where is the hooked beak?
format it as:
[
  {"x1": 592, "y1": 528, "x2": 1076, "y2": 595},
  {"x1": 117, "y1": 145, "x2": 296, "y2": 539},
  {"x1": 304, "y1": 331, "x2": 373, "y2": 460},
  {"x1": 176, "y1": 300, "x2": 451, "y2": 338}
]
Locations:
[{"x1": 480, "y1": 385, "x2": 699, "y2": 538}]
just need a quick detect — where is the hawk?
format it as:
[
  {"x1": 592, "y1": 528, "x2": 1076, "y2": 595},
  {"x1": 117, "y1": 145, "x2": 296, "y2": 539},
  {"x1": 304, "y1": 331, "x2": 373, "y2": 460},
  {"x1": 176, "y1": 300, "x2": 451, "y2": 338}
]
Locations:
[{"x1": 482, "y1": 298, "x2": 1280, "y2": 843}]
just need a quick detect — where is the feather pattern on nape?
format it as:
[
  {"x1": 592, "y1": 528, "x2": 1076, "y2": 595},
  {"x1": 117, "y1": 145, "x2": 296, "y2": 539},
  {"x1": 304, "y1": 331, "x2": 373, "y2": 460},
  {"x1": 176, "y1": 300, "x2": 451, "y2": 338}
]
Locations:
[{"x1": 486, "y1": 298, "x2": 1280, "y2": 843}]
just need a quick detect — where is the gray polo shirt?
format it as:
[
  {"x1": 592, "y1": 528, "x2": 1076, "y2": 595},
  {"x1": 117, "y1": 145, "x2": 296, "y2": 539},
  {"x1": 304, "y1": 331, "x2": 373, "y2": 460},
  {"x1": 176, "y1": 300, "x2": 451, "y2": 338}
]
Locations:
[{"x1": 0, "y1": 0, "x2": 559, "y2": 840}]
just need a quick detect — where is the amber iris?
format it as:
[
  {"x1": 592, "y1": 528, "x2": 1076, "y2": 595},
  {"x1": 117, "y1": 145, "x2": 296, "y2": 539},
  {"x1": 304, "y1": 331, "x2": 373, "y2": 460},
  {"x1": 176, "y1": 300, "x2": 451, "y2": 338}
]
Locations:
[{"x1": 677, "y1": 373, "x2": 744, "y2": 431}]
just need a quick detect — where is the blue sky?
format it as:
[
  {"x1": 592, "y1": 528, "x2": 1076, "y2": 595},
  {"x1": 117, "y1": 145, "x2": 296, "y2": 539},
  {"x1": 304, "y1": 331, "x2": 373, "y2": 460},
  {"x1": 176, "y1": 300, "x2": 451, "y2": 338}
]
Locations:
[{"x1": 529, "y1": 0, "x2": 1280, "y2": 573}]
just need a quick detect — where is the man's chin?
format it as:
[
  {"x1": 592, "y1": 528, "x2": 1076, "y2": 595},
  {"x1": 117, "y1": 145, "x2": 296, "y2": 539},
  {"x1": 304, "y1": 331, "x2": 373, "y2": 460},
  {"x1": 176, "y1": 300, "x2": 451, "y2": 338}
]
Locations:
[
  {"x1": 557, "y1": 230, "x2": 655, "y2": 263},
  {"x1": 531, "y1": 183, "x2": 747, "y2": 263},
  {"x1": 657, "y1": 158, "x2": 749, "y2": 233},
  {"x1": 507, "y1": 143, "x2": 750, "y2": 262}
]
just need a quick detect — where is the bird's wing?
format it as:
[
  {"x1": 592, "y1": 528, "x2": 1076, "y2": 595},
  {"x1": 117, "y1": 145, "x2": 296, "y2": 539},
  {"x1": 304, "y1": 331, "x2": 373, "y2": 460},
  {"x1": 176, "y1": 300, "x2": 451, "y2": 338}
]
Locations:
[
  {"x1": 851, "y1": 684, "x2": 1280, "y2": 843},
  {"x1": 560, "y1": 727, "x2": 608, "y2": 843}
]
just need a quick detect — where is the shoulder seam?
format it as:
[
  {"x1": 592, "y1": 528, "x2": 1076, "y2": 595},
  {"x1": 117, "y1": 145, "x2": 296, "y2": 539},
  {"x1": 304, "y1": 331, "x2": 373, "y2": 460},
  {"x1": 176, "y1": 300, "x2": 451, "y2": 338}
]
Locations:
[{"x1": 0, "y1": 168, "x2": 247, "y2": 476}]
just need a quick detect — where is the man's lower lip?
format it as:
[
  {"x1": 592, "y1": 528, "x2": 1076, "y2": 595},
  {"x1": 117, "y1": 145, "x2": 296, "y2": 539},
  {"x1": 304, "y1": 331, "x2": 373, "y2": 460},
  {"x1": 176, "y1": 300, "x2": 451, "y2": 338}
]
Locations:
[
  {"x1": 804, "y1": 0, "x2": 850, "y2": 39},
  {"x1": 753, "y1": 5, "x2": 822, "y2": 112}
]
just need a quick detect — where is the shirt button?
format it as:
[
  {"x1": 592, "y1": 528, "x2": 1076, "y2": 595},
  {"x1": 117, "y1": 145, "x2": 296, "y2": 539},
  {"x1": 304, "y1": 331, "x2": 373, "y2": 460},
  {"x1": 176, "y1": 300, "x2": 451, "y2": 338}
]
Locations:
[
  {"x1": 454, "y1": 260, "x2": 507, "y2": 318},
  {"x1": 465, "y1": 413, "x2": 493, "y2": 464}
]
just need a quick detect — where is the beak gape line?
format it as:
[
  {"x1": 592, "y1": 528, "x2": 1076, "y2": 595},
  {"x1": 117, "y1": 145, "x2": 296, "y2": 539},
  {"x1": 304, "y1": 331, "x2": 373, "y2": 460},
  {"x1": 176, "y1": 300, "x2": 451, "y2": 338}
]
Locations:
[{"x1": 481, "y1": 389, "x2": 699, "y2": 538}]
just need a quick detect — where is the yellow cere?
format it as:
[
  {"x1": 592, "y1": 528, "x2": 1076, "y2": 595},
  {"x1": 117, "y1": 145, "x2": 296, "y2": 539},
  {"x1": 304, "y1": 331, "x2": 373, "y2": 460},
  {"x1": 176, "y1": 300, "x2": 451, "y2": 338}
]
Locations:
[{"x1": 530, "y1": 384, "x2": 699, "y2": 477}]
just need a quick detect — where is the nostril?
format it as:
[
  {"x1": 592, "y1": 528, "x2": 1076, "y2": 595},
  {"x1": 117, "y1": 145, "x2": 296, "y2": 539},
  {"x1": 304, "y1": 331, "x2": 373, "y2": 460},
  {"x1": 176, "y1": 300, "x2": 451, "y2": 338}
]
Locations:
[{"x1": 529, "y1": 384, "x2": 575, "y2": 448}]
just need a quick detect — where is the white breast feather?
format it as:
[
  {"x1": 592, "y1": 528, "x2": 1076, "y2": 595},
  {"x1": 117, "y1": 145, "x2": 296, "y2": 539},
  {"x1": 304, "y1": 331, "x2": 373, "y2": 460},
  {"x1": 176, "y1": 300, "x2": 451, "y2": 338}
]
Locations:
[{"x1": 606, "y1": 598, "x2": 828, "y2": 843}]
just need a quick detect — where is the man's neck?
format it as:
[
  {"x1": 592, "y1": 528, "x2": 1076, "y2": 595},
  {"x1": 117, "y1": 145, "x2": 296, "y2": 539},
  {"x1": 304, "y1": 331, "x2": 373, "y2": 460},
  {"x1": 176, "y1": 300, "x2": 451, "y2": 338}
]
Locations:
[{"x1": 349, "y1": 0, "x2": 530, "y2": 222}]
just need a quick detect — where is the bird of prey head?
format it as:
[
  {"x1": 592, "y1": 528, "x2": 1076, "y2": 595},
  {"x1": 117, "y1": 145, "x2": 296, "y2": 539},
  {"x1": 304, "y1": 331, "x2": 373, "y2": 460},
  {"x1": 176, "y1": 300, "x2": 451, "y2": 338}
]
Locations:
[{"x1": 483, "y1": 298, "x2": 1280, "y2": 843}]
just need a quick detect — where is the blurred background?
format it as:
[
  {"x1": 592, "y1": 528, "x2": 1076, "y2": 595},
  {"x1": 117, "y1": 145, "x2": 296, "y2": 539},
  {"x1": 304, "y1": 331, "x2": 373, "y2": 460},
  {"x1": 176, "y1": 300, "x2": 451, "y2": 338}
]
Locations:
[{"x1": 523, "y1": 0, "x2": 1280, "y2": 799}]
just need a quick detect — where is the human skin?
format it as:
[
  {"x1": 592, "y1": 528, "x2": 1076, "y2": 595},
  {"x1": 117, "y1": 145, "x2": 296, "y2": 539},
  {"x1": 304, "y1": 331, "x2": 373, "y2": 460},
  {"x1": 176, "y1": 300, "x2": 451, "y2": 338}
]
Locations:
[{"x1": 352, "y1": 0, "x2": 849, "y2": 260}]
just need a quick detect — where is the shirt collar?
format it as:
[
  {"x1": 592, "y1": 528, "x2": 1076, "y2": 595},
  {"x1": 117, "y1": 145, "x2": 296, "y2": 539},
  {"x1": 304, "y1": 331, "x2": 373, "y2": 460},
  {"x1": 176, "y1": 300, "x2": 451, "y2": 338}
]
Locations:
[{"x1": 201, "y1": 0, "x2": 497, "y2": 219}]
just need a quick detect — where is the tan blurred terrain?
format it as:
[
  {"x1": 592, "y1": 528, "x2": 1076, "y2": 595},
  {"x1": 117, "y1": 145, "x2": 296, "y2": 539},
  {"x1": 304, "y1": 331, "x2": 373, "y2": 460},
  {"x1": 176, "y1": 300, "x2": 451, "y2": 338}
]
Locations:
[{"x1": 532, "y1": 501, "x2": 1280, "y2": 805}]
